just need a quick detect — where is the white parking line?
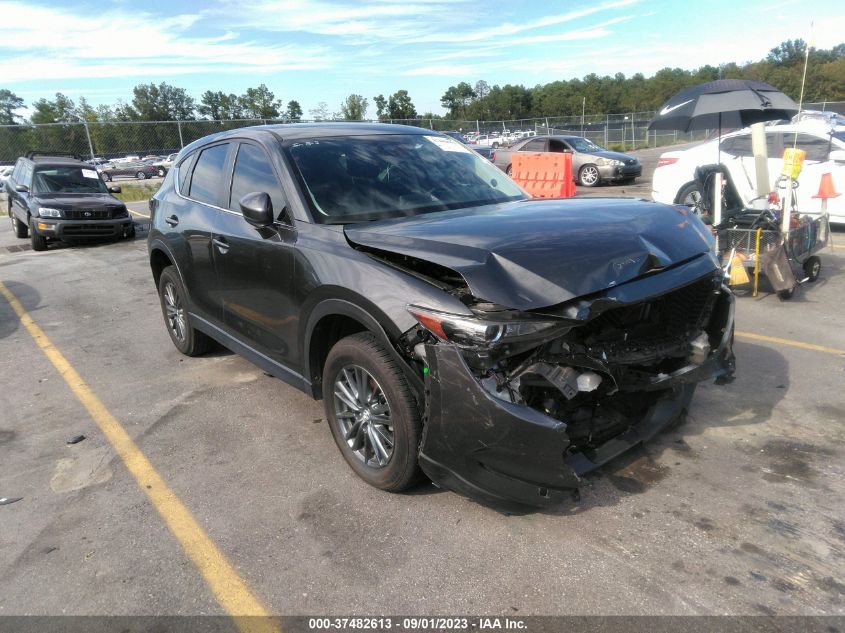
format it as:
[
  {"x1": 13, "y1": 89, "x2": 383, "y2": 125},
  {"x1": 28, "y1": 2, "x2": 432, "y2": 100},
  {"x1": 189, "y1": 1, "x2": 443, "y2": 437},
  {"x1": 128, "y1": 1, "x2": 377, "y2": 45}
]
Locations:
[{"x1": 129, "y1": 209, "x2": 150, "y2": 219}]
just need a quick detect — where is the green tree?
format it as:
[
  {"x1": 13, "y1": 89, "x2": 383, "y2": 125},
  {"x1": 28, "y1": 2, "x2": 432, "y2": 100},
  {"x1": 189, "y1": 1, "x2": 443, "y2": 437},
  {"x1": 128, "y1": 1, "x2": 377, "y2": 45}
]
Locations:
[
  {"x1": 387, "y1": 90, "x2": 416, "y2": 119},
  {"x1": 131, "y1": 83, "x2": 196, "y2": 120},
  {"x1": 286, "y1": 100, "x2": 303, "y2": 121},
  {"x1": 340, "y1": 94, "x2": 368, "y2": 120},
  {"x1": 0, "y1": 89, "x2": 25, "y2": 124},
  {"x1": 31, "y1": 93, "x2": 80, "y2": 123},
  {"x1": 198, "y1": 90, "x2": 225, "y2": 120},
  {"x1": 373, "y1": 94, "x2": 387, "y2": 121},
  {"x1": 440, "y1": 82, "x2": 475, "y2": 119},
  {"x1": 239, "y1": 84, "x2": 281, "y2": 119}
]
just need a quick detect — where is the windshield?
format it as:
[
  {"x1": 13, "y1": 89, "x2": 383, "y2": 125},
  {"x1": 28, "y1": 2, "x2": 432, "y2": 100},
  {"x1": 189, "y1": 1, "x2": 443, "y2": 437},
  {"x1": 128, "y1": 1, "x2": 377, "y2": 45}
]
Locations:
[
  {"x1": 569, "y1": 137, "x2": 604, "y2": 153},
  {"x1": 286, "y1": 134, "x2": 526, "y2": 223},
  {"x1": 32, "y1": 166, "x2": 109, "y2": 194},
  {"x1": 833, "y1": 131, "x2": 845, "y2": 145}
]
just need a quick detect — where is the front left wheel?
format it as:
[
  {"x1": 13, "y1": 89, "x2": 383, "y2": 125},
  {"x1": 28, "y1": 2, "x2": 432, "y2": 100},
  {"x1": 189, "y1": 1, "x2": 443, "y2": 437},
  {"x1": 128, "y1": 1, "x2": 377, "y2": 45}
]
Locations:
[
  {"x1": 323, "y1": 332, "x2": 422, "y2": 492},
  {"x1": 578, "y1": 164, "x2": 601, "y2": 187},
  {"x1": 29, "y1": 218, "x2": 47, "y2": 251},
  {"x1": 10, "y1": 210, "x2": 28, "y2": 238}
]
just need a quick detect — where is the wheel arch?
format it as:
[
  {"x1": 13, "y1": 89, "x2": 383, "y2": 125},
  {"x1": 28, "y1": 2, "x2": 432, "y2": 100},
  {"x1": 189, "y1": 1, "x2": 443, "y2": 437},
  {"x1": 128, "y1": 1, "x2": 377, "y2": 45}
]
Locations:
[
  {"x1": 674, "y1": 180, "x2": 698, "y2": 204},
  {"x1": 302, "y1": 296, "x2": 423, "y2": 404}
]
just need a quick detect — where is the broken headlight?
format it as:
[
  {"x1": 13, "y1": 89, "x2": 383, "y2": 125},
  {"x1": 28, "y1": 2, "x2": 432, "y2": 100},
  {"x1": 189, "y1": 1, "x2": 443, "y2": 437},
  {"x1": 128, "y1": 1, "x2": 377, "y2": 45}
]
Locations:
[{"x1": 407, "y1": 305, "x2": 567, "y2": 350}]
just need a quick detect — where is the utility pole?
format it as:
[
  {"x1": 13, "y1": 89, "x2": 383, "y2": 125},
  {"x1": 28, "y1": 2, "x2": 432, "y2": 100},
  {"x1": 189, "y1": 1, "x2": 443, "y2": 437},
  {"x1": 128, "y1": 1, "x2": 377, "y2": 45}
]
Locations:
[
  {"x1": 82, "y1": 120, "x2": 95, "y2": 160},
  {"x1": 581, "y1": 97, "x2": 585, "y2": 136}
]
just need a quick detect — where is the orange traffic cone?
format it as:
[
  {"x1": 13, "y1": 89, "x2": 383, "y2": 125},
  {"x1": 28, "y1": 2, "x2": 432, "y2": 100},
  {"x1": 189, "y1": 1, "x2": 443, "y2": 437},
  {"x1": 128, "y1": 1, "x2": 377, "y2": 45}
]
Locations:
[{"x1": 813, "y1": 173, "x2": 841, "y2": 199}]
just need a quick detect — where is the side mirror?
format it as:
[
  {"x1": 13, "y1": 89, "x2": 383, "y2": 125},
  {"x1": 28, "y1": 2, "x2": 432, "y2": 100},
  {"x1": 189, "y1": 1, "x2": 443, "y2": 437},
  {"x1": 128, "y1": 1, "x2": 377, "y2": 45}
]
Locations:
[
  {"x1": 15, "y1": 184, "x2": 29, "y2": 193},
  {"x1": 109, "y1": 185, "x2": 122, "y2": 193},
  {"x1": 829, "y1": 149, "x2": 845, "y2": 162},
  {"x1": 239, "y1": 192, "x2": 274, "y2": 227}
]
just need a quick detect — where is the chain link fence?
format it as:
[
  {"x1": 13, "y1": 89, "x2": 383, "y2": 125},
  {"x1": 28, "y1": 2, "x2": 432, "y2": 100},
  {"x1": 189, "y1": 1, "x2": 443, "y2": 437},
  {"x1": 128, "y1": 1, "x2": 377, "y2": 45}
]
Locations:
[{"x1": 1, "y1": 101, "x2": 842, "y2": 163}]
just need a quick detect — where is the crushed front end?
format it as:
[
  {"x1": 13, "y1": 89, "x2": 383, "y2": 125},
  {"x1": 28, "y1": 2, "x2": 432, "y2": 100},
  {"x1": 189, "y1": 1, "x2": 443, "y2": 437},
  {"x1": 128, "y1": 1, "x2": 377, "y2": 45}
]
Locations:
[{"x1": 402, "y1": 257, "x2": 735, "y2": 508}]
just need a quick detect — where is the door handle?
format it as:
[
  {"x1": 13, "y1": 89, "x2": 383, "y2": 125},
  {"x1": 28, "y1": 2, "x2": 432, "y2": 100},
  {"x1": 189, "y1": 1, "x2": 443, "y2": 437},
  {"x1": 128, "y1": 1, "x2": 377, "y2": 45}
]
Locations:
[
  {"x1": 164, "y1": 214, "x2": 179, "y2": 227},
  {"x1": 212, "y1": 236, "x2": 229, "y2": 253}
]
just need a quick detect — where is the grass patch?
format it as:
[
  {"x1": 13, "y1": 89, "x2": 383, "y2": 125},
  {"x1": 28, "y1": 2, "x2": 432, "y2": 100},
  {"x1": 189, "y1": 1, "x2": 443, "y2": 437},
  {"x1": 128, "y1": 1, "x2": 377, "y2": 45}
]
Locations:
[{"x1": 113, "y1": 182, "x2": 160, "y2": 203}]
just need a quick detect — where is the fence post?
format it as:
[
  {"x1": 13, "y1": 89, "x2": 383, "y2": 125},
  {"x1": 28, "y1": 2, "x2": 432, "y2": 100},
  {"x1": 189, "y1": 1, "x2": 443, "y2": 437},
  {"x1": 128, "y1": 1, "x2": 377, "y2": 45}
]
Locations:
[
  {"x1": 82, "y1": 120, "x2": 95, "y2": 160},
  {"x1": 604, "y1": 114, "x2": 608, "y2": 147},
  {"x1": 176, "y1": 118, "x2": 184, "y2": 148},
  {"x1": 476, "y1": 120, "x2": 479, "y2": 134}
]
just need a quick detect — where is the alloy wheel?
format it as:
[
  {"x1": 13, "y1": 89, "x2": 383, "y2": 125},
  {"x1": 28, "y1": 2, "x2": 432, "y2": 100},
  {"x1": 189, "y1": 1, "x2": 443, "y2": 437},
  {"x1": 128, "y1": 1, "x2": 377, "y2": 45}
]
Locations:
[
  {"x1": 163, "y1": 281, "x2": 187, "y2": 343},
  {"x1": 333, "y1": 365, "x2": 394, "y2": 468},
  {"x1": 580, "y1": 165, "x2": 599, "y2": 186}
]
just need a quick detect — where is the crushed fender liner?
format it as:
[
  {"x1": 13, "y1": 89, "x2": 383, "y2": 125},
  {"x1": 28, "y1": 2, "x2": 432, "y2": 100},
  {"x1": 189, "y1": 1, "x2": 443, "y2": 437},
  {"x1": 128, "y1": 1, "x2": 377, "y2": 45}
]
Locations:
[{"x1": 418, "y1": 288, "x2": 735, "y2": 510}]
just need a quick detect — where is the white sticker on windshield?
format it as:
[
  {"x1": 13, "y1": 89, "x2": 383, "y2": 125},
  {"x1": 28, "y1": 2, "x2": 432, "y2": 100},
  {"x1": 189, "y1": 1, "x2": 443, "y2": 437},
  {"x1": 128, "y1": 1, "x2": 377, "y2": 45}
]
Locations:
[
  {"x1": 81, "y1": 169, "x2": 98, "y2": 179},
  {"x1": 423, "y1": 135, "x2": 472, "y2": 153}
]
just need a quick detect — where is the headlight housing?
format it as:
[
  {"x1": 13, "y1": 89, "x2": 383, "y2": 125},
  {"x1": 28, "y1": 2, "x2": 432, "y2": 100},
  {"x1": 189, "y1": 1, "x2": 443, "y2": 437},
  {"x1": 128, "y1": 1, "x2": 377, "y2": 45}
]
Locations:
[
  {"x1": 595, "y1": 157, "x2": 624, "y2": 167},
  {"x1": 407, "y1": 305, "x2": 567, "y2": 350},
  {"x1": 38, "y1": 207, "x2": 62, "y2": 218}
]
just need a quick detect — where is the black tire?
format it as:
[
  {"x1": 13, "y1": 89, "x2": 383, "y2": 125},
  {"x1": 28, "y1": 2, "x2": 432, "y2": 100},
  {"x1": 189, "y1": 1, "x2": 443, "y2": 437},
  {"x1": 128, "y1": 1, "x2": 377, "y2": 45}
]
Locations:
[
  {"x1": 10, "y1": 209, "x2": 28, "y2": 238},
  {"x1": 323, "y1": 332, "x2": 422, "y2": 492},
  {"x1": 157, "y1": 266, "x2": 212, "y2": 356},
  {"x1": 136, "y1": 171, "x2": 147, "y2": 180},
  {"x1": 157, "y1": 168, "x2": 165, "y2": 177},
  {"x1": 492, "y1": 141, "x2": 500, "y2": 149},
  {"x1": 777, "y1": 288, "x2": 794, "y2": 301},
  {"x1": 125, "y1": 225, "x2": 136, "y2": 240},
  {"x1": 618, "y1": 177, "x2": 636, "y2": 185},
  {"x1": 505, "y1": 164, "x2": 513, "y2": 176},
  {"x1": 676, "y1": 182, "x2": 707, "y2": 217},
  {"x1": 28, "y1": 218, "x2": 48, "y2": 251},
  {"x1": 102, "y1": 172, "x2": 111, "y2": 181},
  {"x1": 578, "y1": 164, "x2": 601, "y2": 187},
  {"x1": 803, "y1": 256, "x2": 821, "y2": 282}
]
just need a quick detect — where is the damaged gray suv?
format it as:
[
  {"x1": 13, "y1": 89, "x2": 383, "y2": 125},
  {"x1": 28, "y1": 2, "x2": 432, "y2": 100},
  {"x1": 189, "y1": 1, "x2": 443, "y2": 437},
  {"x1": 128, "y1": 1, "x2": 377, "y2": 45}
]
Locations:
[{"x1": 148, "y1": 123, "x2": 735, "y2": 508}]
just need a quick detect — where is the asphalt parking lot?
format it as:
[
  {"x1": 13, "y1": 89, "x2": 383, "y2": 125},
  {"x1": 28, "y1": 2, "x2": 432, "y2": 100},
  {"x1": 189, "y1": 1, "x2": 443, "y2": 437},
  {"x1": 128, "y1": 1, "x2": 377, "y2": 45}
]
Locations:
[{"x1": 1, "y1": 154, "x2": 844, "y2": 623}]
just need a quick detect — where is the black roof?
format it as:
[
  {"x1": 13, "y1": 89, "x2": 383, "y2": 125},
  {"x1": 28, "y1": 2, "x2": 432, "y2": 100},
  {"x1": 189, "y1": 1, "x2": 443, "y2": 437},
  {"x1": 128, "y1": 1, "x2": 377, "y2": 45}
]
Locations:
[
  {"x1": 22, "y1": 152, "x2": 90, "y2": 167},
  {"x1": 181, "y1": 123, "x2": 433, "y2": 154}
]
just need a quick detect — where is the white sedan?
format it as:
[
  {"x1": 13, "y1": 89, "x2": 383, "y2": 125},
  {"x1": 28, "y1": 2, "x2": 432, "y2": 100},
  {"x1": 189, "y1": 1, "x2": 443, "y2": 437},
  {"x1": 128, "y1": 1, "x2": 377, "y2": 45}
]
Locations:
[{"x1": 652, "y1": 121, "x2": 845, "y2": 224}]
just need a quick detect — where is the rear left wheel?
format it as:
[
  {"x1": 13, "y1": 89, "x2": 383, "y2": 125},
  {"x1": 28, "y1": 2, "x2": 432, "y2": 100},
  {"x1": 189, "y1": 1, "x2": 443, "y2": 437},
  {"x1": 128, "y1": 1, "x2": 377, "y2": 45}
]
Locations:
[
  {"x1": 136, "y1": 171, "x2": 147, "y2": 180},
  {"x1": 323, "y1": 332, "x2": 422, "y2": 492},
  {"x1": 157, "y1": 266, "x2": 212, "y2": 356}
]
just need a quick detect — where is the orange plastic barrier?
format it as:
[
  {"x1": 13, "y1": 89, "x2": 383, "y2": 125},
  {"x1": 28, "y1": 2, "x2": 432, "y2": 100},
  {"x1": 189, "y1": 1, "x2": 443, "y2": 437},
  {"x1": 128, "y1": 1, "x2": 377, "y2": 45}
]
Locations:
[{"x1": 510, "y1": 153, "x2": 575, "y2": 199}]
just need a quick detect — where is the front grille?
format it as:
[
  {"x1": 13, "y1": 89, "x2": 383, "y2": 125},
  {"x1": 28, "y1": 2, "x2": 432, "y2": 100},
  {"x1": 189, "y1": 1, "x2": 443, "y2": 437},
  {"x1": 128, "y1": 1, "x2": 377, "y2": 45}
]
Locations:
[
  {"x1": 64, "y1": 208, "x2": 113, "y2": 220},
  {"x1": 63, "y1": 224, "x2": 118, "y2": 236},
  {"x1": 574, "y1": 275, "x2": 719, "y2": 362}
]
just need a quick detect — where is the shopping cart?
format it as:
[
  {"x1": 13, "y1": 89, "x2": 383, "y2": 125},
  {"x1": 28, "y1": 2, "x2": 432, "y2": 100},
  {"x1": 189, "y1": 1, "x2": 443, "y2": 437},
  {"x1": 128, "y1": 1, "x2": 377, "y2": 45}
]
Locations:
[{"x1": 721, "y1": 213, "x2": 829, "y2": 300}]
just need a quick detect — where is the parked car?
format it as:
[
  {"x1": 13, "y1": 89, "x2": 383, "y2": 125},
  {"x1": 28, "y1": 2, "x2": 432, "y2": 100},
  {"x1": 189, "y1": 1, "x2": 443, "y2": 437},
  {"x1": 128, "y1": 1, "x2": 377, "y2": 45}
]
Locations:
[
  {"x1": 0, "y1": 165, "x2": 13, "y2": 185},
  {"x1": 470, "y1": 133, "x2": 505, "y2": 149},
  {"x1": 652, "y1": 121, "x2": 845, "y2": 224},
  {"x1": 101, "y1": 161, "x2": 164, "y2": 181},
  {"x1": 5, "y1": 152, "x2": 133, "y2": 251},
  {"x1": 493, "y1": 135, "x2": 642, "y2": 186},
  {"x1": 148, "y1": 123, "x2": 734, "y2": 509},
  {"x1": 443, "y1": 131, "x2": 493, "y2": 160}
]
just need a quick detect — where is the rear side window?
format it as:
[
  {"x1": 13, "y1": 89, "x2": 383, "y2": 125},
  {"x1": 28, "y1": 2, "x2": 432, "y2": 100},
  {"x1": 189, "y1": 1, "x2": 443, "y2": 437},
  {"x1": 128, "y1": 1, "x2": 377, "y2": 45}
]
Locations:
[
  {"x1": 793, "y1": 134, "x2": 829, "y2": 161},
  {"x1": 20, "y1": 162, "x2": 33, "y2": 187},
  {"x1": 11, "y1": 159, "x2": 23, "y2": 182},
  {"x1": 177, "y1": 153, "x2": 196, "y2": 194},
  {"x1": 522, "y1": 139, "x2": 547, "y2": 152},
  {"x1": 188, "y1": 144, "x2": 229, "y2": 205},
  {"x1": 229, "y1": 143, "x2": 286, "y2": 216}
]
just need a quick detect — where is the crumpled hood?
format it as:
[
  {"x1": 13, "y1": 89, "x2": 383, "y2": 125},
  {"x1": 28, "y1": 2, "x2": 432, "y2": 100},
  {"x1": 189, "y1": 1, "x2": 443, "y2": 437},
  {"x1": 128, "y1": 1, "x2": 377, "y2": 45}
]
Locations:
[
  {"x1": 591, "y1": 150, "x2": 638, "y2": 163},
  {"x1": 32, "y1": 193, "x2": 123, "y2": 209},
  {"x1": 345, "y1": 198, "x2": 716, "y2": 310}
]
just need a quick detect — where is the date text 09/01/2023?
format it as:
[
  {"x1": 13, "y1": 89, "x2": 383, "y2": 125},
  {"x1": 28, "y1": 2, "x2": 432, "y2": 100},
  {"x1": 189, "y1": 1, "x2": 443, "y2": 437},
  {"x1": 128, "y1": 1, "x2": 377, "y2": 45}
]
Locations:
[{"x1": 307, "y1": 617, "x2": 528, "y2": 630}]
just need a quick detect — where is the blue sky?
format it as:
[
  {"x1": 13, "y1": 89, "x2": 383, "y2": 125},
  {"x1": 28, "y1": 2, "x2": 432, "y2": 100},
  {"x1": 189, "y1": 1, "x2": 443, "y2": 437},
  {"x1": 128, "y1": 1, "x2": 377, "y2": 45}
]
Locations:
[{"x1": 1, "y1": 0, "x2": 843, "y2": 118}]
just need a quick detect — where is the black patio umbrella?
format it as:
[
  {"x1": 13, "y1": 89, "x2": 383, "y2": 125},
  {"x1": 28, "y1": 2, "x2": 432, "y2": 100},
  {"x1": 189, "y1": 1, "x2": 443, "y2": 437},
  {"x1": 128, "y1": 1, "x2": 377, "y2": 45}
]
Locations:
[{"x1": 648, "y1": 79, "x2": 799, "y2": 134}]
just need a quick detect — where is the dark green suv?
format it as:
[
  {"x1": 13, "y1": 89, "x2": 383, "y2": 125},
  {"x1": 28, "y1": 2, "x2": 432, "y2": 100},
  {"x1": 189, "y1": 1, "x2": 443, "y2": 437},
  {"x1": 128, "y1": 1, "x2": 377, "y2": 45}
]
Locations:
[{"x1": 5, "y1": 152, "x2": 134, "y2": 251}]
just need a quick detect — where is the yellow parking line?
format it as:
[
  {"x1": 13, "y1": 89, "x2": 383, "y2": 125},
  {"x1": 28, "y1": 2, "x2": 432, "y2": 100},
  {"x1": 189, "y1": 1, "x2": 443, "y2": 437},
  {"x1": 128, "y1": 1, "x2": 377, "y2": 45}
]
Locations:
[
  {"x1": 129, "y1": 209, "x2": 150, "y2": 218},
  {"x1": 736, "y1": 331, "x2": 845, "y2": 356},
  {"x1": 0, "y1": 281, "x2": 279, "y2": 633}
]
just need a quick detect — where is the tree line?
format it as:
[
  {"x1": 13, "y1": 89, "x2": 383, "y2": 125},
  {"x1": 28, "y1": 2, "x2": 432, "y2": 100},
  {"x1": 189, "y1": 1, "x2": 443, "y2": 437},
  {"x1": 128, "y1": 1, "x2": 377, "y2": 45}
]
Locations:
[{"x1": 0, "y1": 39, "x2": 842, "y2": 129}]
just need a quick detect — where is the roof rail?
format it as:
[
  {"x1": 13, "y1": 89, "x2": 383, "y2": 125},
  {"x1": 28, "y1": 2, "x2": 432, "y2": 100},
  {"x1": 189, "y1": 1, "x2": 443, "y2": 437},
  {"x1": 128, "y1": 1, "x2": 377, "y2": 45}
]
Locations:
[{"x1": 24, "y1": 151, "x2": 85, "y2": 161}]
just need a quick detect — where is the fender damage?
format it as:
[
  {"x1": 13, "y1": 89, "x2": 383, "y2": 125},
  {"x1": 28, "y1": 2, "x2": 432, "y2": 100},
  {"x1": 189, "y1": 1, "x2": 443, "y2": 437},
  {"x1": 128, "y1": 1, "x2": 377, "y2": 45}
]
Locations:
[
  {"x1": 410, "y1": 260, "x2": 735, "y2": 509},
  {"x1": 348, "y1": 198, "x2": 736, "y2": 508}
]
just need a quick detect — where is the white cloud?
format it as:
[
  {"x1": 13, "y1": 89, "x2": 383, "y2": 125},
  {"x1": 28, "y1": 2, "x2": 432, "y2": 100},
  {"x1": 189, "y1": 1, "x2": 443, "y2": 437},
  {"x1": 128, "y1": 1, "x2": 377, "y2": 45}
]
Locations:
[{"x1": 0, "y1": 1, "x2": 333, "y2": 81}]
